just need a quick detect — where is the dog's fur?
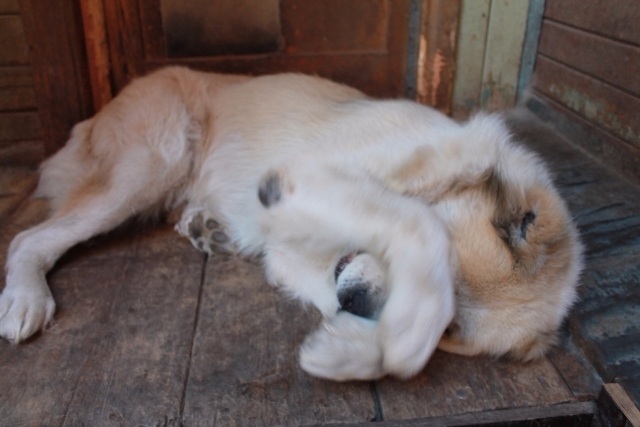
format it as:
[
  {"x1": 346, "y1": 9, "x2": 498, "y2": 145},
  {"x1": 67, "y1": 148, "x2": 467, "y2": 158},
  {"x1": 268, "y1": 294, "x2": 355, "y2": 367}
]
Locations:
[{"x1": 0, "y1": 67, "x2": 582, "y2": 380}]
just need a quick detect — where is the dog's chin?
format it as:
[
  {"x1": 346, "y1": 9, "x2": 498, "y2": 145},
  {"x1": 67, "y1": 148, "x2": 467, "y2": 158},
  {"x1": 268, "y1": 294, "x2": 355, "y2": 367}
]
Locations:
[{"x1": 334, "y1": 253, "x2": 386, "y2": 319}]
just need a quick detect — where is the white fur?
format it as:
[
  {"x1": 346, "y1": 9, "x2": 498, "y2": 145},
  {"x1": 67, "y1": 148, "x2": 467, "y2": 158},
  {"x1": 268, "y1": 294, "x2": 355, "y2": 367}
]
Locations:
[{"x1": 0, "y1": 67, "x2": 577, "y2": 380}]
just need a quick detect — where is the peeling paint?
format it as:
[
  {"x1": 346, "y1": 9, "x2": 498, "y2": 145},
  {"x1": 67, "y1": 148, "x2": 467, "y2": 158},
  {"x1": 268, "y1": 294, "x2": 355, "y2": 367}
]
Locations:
[
  {"x1": 481, "y1": 73, "x2": 516, "y2": 110},
  {"x1": 549, "y1": 84, "x2": 640, "y2": 145},
  {"x1": 431, "y1": 50, "x2": 445, "y2": 105}
]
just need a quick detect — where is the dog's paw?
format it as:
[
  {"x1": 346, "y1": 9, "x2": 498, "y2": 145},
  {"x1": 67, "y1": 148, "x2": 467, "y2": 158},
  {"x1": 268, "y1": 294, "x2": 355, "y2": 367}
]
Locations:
[
  {"x1": 299, "y1": 312, "x2": 384, "y2": 381},
  {"x1": 0, "y1": 286, "x2": 55, "y2": 343},
  {"x1": 176, "y1": 211, "x2": 232, "y2": 255}
]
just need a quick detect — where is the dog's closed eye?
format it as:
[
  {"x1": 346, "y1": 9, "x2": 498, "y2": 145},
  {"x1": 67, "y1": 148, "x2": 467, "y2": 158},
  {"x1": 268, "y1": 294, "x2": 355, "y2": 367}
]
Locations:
[
  {"x1": 520, "y1": 211, "x2": 536, "y2": 237},
  {"x1": 494, "y1": 210, "x2": 536, "y2": 245}
]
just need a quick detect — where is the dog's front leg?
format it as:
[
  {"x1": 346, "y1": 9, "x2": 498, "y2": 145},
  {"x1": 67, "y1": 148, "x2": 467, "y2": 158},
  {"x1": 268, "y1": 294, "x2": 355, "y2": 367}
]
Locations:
[{"x1": 258, "y1": 166, "x2": 455, "y2": 380}]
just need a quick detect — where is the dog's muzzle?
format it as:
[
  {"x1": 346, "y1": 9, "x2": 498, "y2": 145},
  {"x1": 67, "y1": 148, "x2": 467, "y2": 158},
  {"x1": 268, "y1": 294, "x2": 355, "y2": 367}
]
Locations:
[{"x1": 334, "y1": 252, "x2": 385, "y2": 319}]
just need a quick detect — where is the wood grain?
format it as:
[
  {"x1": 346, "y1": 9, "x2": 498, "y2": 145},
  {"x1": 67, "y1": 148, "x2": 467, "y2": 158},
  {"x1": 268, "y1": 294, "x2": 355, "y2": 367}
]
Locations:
[
  {"x1": 79, "y1": 0, "x2": 112, "y2": 112},
  {"x1": 480, "y1": 0, "x2": 529, "y2": 111},
  {"x1": 18, "y1": 0, "x2": 93, "y2": 154},
  {"x1": 604, "y1": 383, "x2": 640, "y2": 426},
  {"x1": 534, "y1": 55, "x2": 640, "y2": 147},
  {"x1": 181, "y1": 252, "x2": 376, "y2": 426},
  {"x1": 526, "y1": 93, "x2": 640, "y2": 186},
  {"x1": 416, "y1": 0, "x2": 460, "y2": 113},
  {"x1": 451, "y1": 0, "x2": 490, "y2": 118},
  {"x1": 146, "y1": 53, "x2": 408, "y2": 98},
  {"x1": 281, "y1": 0, "x2": 387, "y2": 53},
  {"x1": 545, "y1": 0, "x2": 640, "y2": 46},
  {"x1": 0, "y1": 111, "x2": 41, "y2": 141},
  {"x1": 538, "y1": 20, "x2": 640, "y2": 97},
  {"x1": 0, "y1": 0, "x2": 19, "y2": 14},
  {"x1": 376, "y1": 351, "x2": 575, "y2": 420},
  {"x1": 0, "y1": 66, "x2": 33, "y2": 88},
  {"x1": 0, "y1": 85, "x2": 36, "y2": 111},
  {"x1": 132, "y1": 0, "x2": 411, "y2": 98},
  {"x1": 0, "y1": 16, "x2": 29, "y2": 65}
]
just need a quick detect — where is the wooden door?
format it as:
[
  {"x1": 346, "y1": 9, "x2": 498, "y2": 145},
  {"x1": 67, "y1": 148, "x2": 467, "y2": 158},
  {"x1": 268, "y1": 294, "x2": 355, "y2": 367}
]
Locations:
[{"x1": 83, "y1": 0, "x2": 414, "y2": 111}]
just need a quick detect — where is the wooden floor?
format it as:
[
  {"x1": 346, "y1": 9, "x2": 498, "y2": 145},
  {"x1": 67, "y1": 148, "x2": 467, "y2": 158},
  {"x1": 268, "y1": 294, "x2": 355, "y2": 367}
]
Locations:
[{"x1": 1, "y1": 108, "x2": 638, "y2": 426}]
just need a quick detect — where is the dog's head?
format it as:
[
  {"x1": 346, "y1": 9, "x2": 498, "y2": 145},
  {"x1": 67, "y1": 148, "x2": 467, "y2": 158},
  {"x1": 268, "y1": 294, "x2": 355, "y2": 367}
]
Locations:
[
  {"x1": 435, "y1": 137, "x2": 583, "y2": 361},
  {"x1": 341, "y1": 115, "x2": 583, "y2": 362}
]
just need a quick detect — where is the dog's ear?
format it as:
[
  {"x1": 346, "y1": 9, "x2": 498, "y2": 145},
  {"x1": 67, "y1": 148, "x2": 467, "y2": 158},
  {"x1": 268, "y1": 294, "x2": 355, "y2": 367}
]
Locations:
[{"x1": 385, "y1": 114, "x2": 513, "y2": 201}]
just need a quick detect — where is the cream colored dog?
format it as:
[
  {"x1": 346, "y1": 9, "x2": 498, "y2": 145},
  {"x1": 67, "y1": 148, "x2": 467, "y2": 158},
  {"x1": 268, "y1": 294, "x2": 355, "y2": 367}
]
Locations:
[{"x1": 0, "y1": 67, "x2": 582, "y2": 380}]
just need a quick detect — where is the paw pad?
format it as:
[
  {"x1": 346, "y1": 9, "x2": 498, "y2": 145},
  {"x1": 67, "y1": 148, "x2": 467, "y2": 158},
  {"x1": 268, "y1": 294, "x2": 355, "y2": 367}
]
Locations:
[{"x1": 183, "y1": 212, "x2": 231, "y2": 254}]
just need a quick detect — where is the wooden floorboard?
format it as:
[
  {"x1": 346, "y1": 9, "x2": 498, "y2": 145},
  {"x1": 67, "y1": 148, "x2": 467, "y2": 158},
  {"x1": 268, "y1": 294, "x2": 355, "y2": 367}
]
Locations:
[
  {"x1": 376, "y1": 351, "x2": 574, "y2": 420},
  {"x1": 181, "y1": 251, "x2": 376, "y2": 426}
]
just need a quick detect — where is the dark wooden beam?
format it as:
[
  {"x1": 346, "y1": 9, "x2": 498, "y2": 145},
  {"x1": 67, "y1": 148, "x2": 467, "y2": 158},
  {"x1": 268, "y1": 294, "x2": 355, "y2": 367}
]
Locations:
[{"x1": 19, "y1": 0, "x2": 93, "y2": 155}]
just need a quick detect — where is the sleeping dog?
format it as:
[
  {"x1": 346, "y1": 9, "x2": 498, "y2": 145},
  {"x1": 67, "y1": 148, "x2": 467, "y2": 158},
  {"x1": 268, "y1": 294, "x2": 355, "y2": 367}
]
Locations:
[{"x1": 0, "y1": 67, "x2": 582, "y2": 380}]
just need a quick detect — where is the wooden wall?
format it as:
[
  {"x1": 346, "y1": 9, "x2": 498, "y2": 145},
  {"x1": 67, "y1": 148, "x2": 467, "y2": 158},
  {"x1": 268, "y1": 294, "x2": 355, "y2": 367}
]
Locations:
[
  {"x1": 531, "y1": 0, "x2": 640, "y2": 182},
  {"x1": 451, "y1": 0, "x2": 533, "y2": 118},
  {"x1": 0, "y1": 0, "x2": 43, "y2": 166}
]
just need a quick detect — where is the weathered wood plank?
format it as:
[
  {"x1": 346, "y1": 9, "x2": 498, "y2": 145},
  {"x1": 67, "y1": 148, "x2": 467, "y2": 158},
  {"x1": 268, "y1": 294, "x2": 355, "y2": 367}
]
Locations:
[
  {"x1": 0, "y1": 85, "x2": 36, "y2": 111},
  {"x1": 0, "y1": 0, "x2": 20, "y2": 14},
  {"x1": 182, "y1": 251, "x2": 376, "y2": 426},
  {"x1": 102, "y1": 0, "x2": 150, "y2": 92},
  {"x1": 0, "y1": 111, "x2": 42, "y2": 141},
  {"x1": 314, "y1": 401, "x2": 596, "y2": 427},
  {"x1": 602, "y1": 383, "x2": 640, "y2": 425},
  {"x1": 142, "y1": 1, "x2": 411, "y2": 99},
  {"x1": 539, "y1": 21, "x2": 640, "y2": 98},
  {"x1": 451, "y1": 0, "x2": 490, "y2": 118},
  {"x1": 0, "y1": 139, "x2": 44, "y2": 167},
  {"x1": 525, "y1": 94, "x2": 640, "y2": 187},
  {"x1": 79, "y1": 0, "x2": 112, "y2": 112},
  {"x1": 376, "y1": 351, "x2": 575, "y2": 420},
  {"x1": 0, "y1": 66, "x2": 33, "y2": 88},
  {"x1": 416, "y1": 0, "x2": 460, "y2": 113},
  {"x1": 162, "y1": 0, "x2": 281, "y2": 57},
  {"x1": 545, "y1": 0, "x2": 640, "y2": 46},
  {"x1": 57, "y1": 227, "x2": 204, "y2": 426},
  {"x1": 281, "y1": 0, "x2": 387, "y2": 53},
  {"x1": 534, "y1": 55, "x2": 640, "y2": 148},
  {"x1": 19, "y1": 0, "x2": 93, "y2": 154},
  {"x1": 147, "y1": 53, "x2": 408, "y2": 99},
  {"x1": 0, "y1": 15, "x2": 29, "y2": 65},
  {"x1": 480, "y1": 0, "x2": 529, "y2": 110},
  {"x1": 547, "y1": 325, "x2": 603, "y2": 402}
]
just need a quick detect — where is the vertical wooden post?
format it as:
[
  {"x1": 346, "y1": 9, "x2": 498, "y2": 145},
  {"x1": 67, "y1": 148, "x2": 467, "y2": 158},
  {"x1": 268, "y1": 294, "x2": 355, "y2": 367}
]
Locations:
[
  {"x1": 79, "y1": 0, "x2": 113, "y2": 112},
  {"x1": 416, "y1": 0, "x2": 461, "y2": 114}
]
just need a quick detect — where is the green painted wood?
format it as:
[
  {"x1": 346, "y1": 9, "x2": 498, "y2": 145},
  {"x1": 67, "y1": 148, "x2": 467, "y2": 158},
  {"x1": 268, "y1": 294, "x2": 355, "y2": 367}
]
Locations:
[
  {"x1": 480, "y1": 0, "x2": 529, "y2": 110},
  {"x1": 516, "y1": 0, "x2": 545, "y2": 102},
  {"x1": 451, "y1": 0, "x2": 490, "y2": 118}
]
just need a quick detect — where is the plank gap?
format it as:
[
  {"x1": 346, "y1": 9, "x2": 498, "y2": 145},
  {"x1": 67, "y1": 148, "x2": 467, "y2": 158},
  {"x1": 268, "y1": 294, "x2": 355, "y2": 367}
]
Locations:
[
  {"x1": 178, "y1": 252, "x2": 208, "y2": 421},
  {"x1": 543, "y1": 16, "x2": 640, "y2": 49},
  {"x1": 536, "y1": 51, "x2": 640, "y2": 101}
]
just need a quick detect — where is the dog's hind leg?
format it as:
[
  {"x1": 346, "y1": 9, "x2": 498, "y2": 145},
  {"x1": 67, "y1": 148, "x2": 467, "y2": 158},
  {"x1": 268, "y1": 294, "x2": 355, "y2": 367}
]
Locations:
[{"x1": 0, "y1": 143, "x2": 192, "y2": 343}]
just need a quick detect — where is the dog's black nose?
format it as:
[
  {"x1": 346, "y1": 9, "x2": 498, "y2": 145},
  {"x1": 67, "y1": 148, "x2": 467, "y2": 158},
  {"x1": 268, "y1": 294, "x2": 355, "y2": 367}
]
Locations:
[{"x1": 339, "y1": 289, "x2": 374, "y2": 318}]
